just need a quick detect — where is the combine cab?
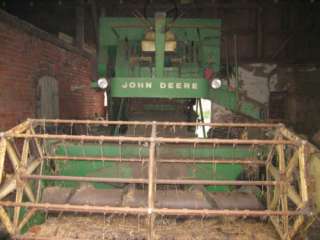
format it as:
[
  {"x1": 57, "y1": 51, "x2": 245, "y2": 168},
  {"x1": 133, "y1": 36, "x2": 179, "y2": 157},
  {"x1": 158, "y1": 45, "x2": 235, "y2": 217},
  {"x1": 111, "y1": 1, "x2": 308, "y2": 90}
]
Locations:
[{"x1": 0, "y1": 6, "x2": 319, "y2": 240}]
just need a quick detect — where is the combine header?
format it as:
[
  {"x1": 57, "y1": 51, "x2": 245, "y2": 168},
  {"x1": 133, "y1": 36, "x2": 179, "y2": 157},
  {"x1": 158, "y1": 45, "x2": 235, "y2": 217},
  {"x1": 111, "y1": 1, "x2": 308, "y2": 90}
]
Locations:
[
  {"x1": 0, "y1": 4, "x2": 319, "y2": 240},
  {"x1": 0, "y1": 120, "x2": 319, "y2": 239}
]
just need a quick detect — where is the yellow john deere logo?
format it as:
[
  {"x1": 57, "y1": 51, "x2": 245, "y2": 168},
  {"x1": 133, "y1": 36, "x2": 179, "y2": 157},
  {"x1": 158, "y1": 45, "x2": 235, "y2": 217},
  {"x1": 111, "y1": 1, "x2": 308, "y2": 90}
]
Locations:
[{"x1": 121, "y1": 81, "x2": 198, "y2": 90}]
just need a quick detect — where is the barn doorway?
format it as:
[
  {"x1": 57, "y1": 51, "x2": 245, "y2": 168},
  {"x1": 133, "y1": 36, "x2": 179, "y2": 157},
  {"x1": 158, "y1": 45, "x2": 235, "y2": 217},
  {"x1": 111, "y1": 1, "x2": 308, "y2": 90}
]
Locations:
[{"x1": 36, "y1": 76, "x2": 59, "y2": 119}]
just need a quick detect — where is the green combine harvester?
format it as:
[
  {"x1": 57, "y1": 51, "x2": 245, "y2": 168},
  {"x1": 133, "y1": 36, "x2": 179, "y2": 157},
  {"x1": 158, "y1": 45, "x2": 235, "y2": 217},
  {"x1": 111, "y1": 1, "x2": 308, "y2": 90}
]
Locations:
[{"x1": 0, "y1": 4, "x2": 319, "y2": 240}]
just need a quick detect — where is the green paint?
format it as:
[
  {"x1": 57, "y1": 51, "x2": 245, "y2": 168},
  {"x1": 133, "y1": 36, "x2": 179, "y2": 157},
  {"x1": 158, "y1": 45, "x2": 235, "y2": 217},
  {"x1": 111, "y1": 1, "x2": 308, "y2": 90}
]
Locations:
[
  {"x1": 94, "y1": 14, "x2": 265, "y2": 120},
  {"x1": 110, "y1": 77, "x2": 209, "y2": 98},
  {"x1": 20, "y1": 210, "x2": 45, "y2": 234},
  {"x1": 42, "y1": 142, "x2": 258, "y2": 192},
  {"x1": 155, "y1": 12, "x2": 166, "y2": 78},
  {"x1": 208, "y1": 86, "x2": 262, "y2": 120},
  {"x1": 97, "y1": 16, "x2": 221, "y2": 82}
]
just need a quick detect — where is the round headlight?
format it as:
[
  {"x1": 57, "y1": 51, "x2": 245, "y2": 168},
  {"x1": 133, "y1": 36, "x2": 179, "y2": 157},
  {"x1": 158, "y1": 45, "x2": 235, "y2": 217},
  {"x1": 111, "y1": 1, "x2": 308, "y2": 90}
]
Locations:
[
  {"x1": 211, "y1": 78, "x2": 222, "y2": 89},
  {"x1": 97, "y1": 78, "x2": 108, "y2": 89}
]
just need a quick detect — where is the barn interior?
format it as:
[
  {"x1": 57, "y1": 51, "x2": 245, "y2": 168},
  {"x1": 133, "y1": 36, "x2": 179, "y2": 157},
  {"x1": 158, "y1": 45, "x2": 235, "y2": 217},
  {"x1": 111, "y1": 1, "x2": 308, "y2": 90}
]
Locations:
[{"x1": 0, "y1": 0, "x2": 320, "y2": 239}]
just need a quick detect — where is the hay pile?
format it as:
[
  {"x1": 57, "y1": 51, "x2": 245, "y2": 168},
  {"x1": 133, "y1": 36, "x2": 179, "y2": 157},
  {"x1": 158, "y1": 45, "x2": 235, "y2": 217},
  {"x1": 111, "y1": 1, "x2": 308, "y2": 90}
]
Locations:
[{"x1": 26, "y1": 215, "x2": 279, "y2": 240}]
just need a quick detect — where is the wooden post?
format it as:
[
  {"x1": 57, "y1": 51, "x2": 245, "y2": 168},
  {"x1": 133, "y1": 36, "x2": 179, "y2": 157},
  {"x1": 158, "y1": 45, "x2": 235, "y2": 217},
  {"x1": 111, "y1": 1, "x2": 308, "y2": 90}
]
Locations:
[
  {"x1": 0, "y1": 138, "x2": 7, "y2": 184},
  {"x1": 30, "y1": 127, "x2": 45, "y2": 202},
  {"x1": 147, "y1": 122, "x2": 157, "y2": 240},
  {"x1": 155, "y1": 12, "x2": 166, "y2": 78},
  {"x1": 88, "y1": 0, "x2": 98, "y2": 48},
  {"x1": 14, "y1": 136, "x2": 30, "y2": 228},
  {"x1": 30, "y1": 127, "x2": 44, "y2": 158},
  {"x1": 298, "y1": 142, "x2": 308, "y2": 202},
  {"x1": 0, "y1": 206, "x2": 14, "y2": 235},
  {"x1": 289, "y1": 215, "x2": 304, "y2": 238},
  {"x1": 277, "y1": 142, "x2": 289, "y2": 238},
  {"x1": 76, "y1": 0, "x2": 85, "y2": 49},
  {"x1": 256, "y1": 7, "x2": 263, "y2": 59},
  {"x1": 18, "y1": 208, "x2": 37, "y2": 232},
  {"x1": 0, "y1": 159, "x2": 41, "y2": 201},
  {"x1": 6, "y1": 142, "x2": 35, "y2": 202}
]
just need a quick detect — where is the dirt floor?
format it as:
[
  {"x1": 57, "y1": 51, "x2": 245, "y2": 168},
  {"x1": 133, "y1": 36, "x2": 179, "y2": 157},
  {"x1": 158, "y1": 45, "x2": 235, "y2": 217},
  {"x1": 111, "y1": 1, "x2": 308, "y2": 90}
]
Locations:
[{"x1": 25, "y1": 215, "x2": 280, "y2": 240}]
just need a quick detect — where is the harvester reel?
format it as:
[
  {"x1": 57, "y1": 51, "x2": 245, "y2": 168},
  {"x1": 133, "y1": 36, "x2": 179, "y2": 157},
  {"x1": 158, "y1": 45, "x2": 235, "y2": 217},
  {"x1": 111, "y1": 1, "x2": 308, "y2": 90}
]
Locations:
[
  {"x1": 265, "y1": 134, "x2": 315, "y2": 239},
  {"x1": 0, "y1": 120, "x2": 318, "y2": 239}
]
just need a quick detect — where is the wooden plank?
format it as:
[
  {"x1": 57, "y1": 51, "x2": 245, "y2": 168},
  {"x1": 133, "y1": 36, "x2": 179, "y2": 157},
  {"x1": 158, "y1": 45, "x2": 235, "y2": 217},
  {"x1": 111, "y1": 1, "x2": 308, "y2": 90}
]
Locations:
[
  {"x1": 18, "y1": 208, "x2": 37, "y2": 232},
  {"x1": 30, "y1": 128, "x2": 44, "y2": 158},
  {"x1": 0, "y1": 160, "x2": 41, "y2": 200},
  {"x1": 289, "y1": 215, "x2": 304, "y2": 239},
  {"x1": 6, "y1": 142, "x2": 35, "y2": 202},
  {"x1": 299, "y1": 143, "x2": 308, "y2": 202},
  {"x1": 280, "y1": 127, "x2": 318, "y2": 153},
  {"x1": 286, "y1": 150, "x2": 299, "y2": 178},
  {"x1": 269, "y1": 164, "x2": 302, "y2": 207},
  {"x1": 266, "y1": 132, "x2": 279, "y2": 207},
  {"x1": 0, "y1": 206, "x2": 14, "y2": 234},
  {"x1": 277, "y1": 143, "x2": 289, "y2": 237},
  {"x1": 76, "y1": 0, "x2": 85, "y2": 48},
  {"x1": 270, "y1": 216, "x2": 284, "y2": 240},
  {"x1": 5, "y1": 120, "x2": 31, "y2": 135},
  {"x1": 21, "y1": 136, "x2": 30, "y2": 167},
  {"x1": 147, "y1": 124, "x2": 156, "y2": 240},
  {"x1": 36, "y1": 160, "x2": 44, "y2": 203},
  {"x1": 88, "y1": 0, "x2": 98, "y2": 47},
  {"x1": 13, "y1": 185, "x2": 24, "y2": 227},
  {"x1": 0, "y1": 138, "x2": 7, "y2": 184},
  {"x1": 288, "y1": 187, "x2": 303, "y2": 208}
]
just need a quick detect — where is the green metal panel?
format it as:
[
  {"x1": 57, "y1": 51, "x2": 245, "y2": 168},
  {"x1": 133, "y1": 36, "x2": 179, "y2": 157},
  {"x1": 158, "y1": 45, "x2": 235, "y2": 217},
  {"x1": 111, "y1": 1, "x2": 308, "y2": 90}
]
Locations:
[
  {"x1": 47, "y1": 143, "x2": 257, "y2": 192},
  {"x1": 94, "y1": 15, "x2": 266, "y2": 120},
  {"x1": 155, "y1": 12, "x2": 166, "y2": 78},
  {"x1": 208, "y1": 86, "x2": 262, "y2": 120},
  {"x1": 90, "y1": 80, "x2": 265, "y2": 120},
  {"x1": 97, "y1": 16, "x2": 221, "y2": 83},
  {"x1": 110, "y1": 77, "x2": 209, "y2": 98}
]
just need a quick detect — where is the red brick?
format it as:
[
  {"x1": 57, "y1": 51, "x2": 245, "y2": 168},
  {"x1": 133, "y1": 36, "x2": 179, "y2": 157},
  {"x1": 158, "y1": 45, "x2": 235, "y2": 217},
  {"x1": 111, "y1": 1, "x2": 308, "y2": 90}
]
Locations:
[{"x1": 0, "y1": 17, "x2": 104, "y2": 132}]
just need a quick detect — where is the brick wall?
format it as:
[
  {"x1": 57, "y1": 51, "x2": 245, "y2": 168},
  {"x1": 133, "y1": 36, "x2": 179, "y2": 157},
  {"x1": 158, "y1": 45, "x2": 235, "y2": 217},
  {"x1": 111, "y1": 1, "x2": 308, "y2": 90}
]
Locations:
[{"x1": 0, "y1": 10, "x2": 104, "y2": 131}]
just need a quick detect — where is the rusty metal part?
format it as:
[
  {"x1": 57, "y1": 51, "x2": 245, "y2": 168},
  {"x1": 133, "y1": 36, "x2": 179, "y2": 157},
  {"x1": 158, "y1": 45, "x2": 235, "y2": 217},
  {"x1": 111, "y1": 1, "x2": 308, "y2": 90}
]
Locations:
[
  {"x1": 209, "y1": 192, "x2": 264, "y2": 210},
  {"x1": 21, "y1": 174, "x2": 279, "y2": 186},
  {"x1": 5, "y1": 133, "x2": 295, "y2": 145},
  {"x1": 44, "y1": 155, "x2": 266, "y2": 165},
  {"x1": 69, "y1": 187, "x2": 123, "y2": 206},
  {"x1": 29, "y1": 119, "x2": 280, "y2": 128},
  {"x1": 41, "y1": 187, "x2": 73, "y2": 204},
  {"x1": 0, "y1": 201, "x2": 305, "y2": 217},
  {"x1": 123, "y1": 188, "x2": 213, "y2": 209}
]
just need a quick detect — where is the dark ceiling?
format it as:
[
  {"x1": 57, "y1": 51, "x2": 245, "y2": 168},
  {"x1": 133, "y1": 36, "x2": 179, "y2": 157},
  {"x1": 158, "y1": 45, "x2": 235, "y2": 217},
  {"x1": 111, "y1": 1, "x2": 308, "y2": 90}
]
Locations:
[{"x1": 1, "y1": 0, "x2": 320, "y2": 64}]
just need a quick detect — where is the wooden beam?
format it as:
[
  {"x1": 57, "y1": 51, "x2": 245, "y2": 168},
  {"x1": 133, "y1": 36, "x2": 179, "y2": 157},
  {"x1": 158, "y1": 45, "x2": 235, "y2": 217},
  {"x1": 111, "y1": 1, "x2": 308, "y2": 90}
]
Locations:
[
  {"x1": 14, "y1": 136, "x2": 30, "y2": 228},
  {"x1": 75, "y1": 0, "x2": 85, "y2": 49},
  {"x1": 299, "y1": 143, "x2": 308, "y2": 203},
  {"x1": 88, "y1": 0, "x2": 98, "y2": 48},
  {"x1": 0, "y1": 138, "x2": 7, "y2": 184},
  {"x1": 18, "y1": 208, "x2": 37, "y2": 232},
  {"x1": 286, "y1": 150, "x2": 299, "y2": 178},
  {"x1": 269, "y1": 164, "x2": 303, "y2": 207},
  {"x1": 0, "y1": 160, "x2": 41, "y2": 200},
  {"x1": 0, "y1": 206, "x2": 14, "y2": 235},
  {"x1": 256, "y1": 6, "x2": 263, "y2": 59},
  {"x1": 277, "y1": 142, "x2": 289, "y2": 238},
  {"x1": 6, "y1": 142, "x2": 35, "y2": 202}
]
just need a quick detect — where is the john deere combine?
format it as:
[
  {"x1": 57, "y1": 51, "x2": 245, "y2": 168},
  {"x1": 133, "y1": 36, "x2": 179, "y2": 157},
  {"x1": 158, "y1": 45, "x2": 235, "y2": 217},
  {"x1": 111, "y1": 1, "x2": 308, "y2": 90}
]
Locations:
[{"x1": 0, "y1": 6, "x2": 319, "y2": 240}]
